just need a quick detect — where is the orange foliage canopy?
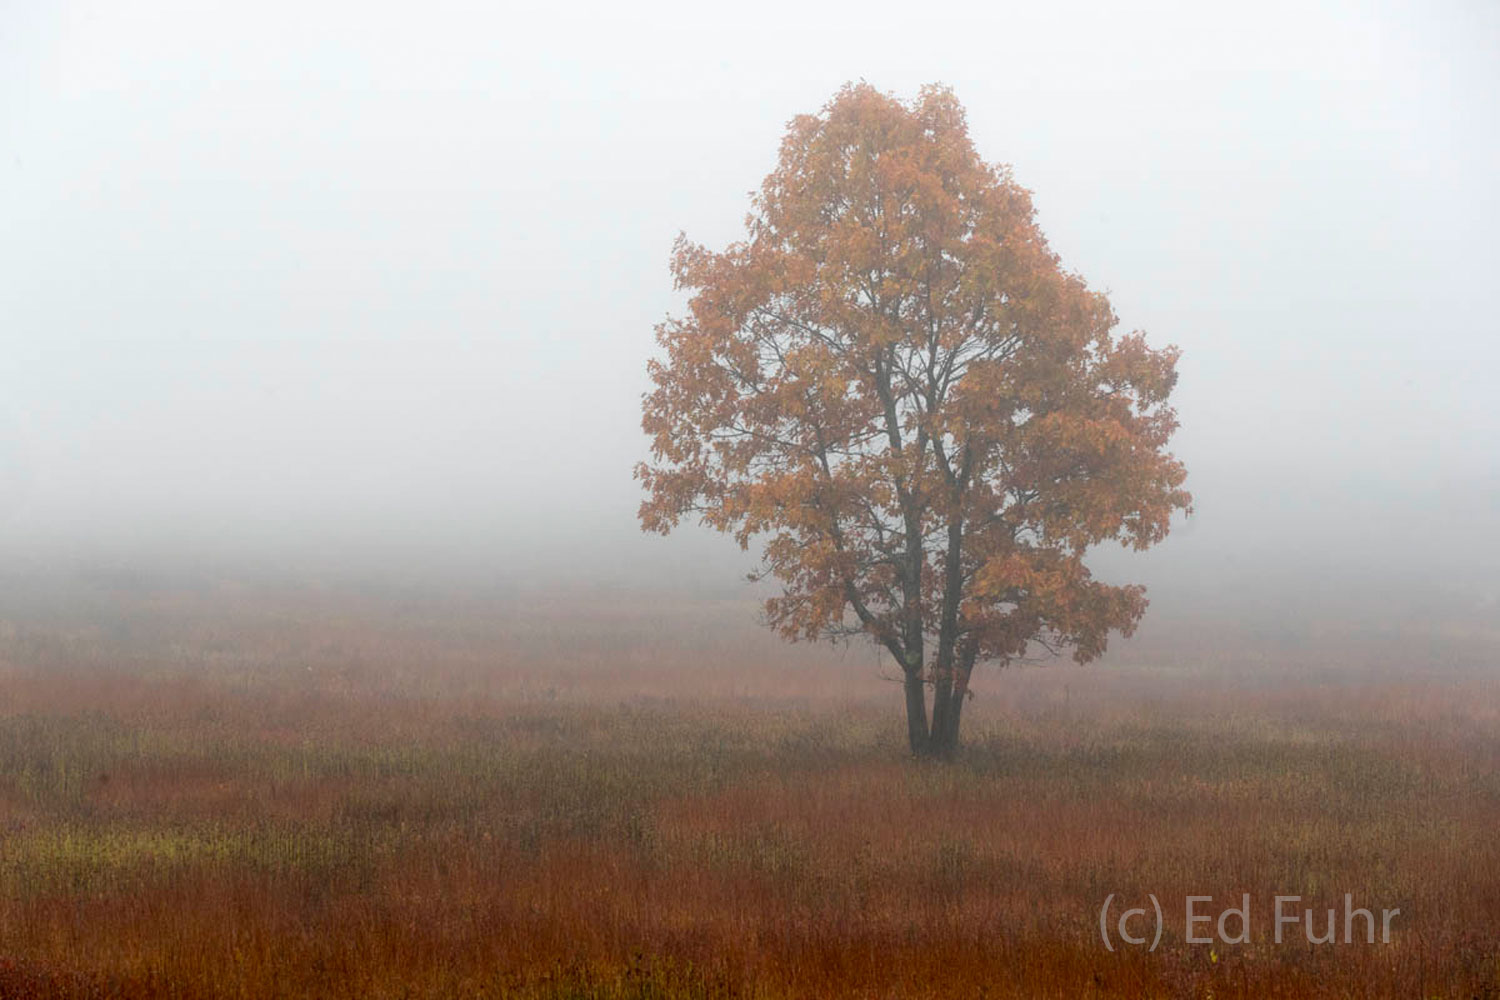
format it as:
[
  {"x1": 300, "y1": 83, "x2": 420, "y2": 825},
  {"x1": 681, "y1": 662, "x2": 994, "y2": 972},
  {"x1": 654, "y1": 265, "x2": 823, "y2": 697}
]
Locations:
[{"x1": 638, "y1": 83, "x2": 1191, "y2": 754}]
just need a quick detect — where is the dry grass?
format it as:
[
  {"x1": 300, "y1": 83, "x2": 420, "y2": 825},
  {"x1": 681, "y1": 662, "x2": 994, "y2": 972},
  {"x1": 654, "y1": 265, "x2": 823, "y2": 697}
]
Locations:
[{"x1": 0, "y1": 581, "x2": 1497, "y2": 998}]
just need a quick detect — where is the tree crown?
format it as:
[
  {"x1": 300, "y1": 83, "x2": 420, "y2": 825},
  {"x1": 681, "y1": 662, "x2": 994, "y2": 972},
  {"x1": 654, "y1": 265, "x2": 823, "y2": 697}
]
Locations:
[{"x1": 638, "y1": 82, "x2": 1190, "y2": 682}]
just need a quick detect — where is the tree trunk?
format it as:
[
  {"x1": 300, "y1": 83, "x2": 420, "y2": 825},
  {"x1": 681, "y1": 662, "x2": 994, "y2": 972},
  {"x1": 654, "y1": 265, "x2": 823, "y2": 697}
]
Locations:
[
  {"x1": 929, "y1": 644, "x2": 976, "y2": 758},
  {"x1": 929, "y1": 680, "x2": 956, "y2": 758},
  {"x1": 928, "y1": 450, "x2": 970, "y2": 761},
  {"x1": 933, "y1": 683, "x2": 965, "y2": 755},
  {"x1": 903, "y1": 669, "x2": 930, "y2": 756}
]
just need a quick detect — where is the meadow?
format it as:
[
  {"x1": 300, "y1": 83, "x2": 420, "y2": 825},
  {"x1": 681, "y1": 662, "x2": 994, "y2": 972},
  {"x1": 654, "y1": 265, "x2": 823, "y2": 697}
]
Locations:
[{"x1": 0, "y1": 576, "x2": 1497, "y2": 998}]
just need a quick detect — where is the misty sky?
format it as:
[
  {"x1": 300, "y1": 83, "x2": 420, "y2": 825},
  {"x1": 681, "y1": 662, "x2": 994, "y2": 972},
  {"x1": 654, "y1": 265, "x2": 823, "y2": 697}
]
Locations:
[{"x1": 2, "y1": 1, "x2": 1497, "y2": 611}]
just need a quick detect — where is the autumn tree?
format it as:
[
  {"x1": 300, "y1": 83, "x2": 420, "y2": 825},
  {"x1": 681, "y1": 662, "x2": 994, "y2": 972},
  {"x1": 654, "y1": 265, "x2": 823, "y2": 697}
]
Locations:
[{"x1": 637, "y1": 83, "x2": 1190, "y2": 757}]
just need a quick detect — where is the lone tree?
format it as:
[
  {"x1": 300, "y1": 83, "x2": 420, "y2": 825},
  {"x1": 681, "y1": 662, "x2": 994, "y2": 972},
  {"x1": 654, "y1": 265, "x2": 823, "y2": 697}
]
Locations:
[{"x1": 638, "y1": 83, "x2": 1190, "y2": 757}]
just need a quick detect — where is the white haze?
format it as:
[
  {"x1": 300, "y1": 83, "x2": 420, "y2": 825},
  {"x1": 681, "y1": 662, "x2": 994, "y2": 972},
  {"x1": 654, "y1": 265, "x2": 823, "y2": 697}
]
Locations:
[{"x1": 2, "y1": 0, "x2": 1497, "y2": 626}]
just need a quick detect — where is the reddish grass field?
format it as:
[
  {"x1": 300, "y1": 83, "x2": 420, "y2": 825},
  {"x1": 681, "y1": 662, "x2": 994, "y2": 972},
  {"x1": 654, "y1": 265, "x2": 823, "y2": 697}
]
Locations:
[{"x1": 0, "y1": 581, "x2": 1497, "y2": 998}]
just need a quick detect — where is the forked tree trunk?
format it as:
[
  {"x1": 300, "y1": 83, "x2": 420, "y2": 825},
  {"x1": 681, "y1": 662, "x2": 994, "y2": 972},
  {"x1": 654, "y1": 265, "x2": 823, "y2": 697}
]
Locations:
[
  {"x1": 931, "y1": 676, "x2": 967, "y2": 757},
  {"x1": 904, "y1": 671, "x2": 930, "y2": 755},
  {"x1": 918, "y1": 645, "x2": 977, "y2": 759},
  {"x1": 929, "y1": 681, "x2": 957, "y2": 759},
  {"x1": 925, "y1": 459, "x2": 972, "y2": 760},
  {"x1": 912, "y1": 676, "x2": 962, "y2": 760}
]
